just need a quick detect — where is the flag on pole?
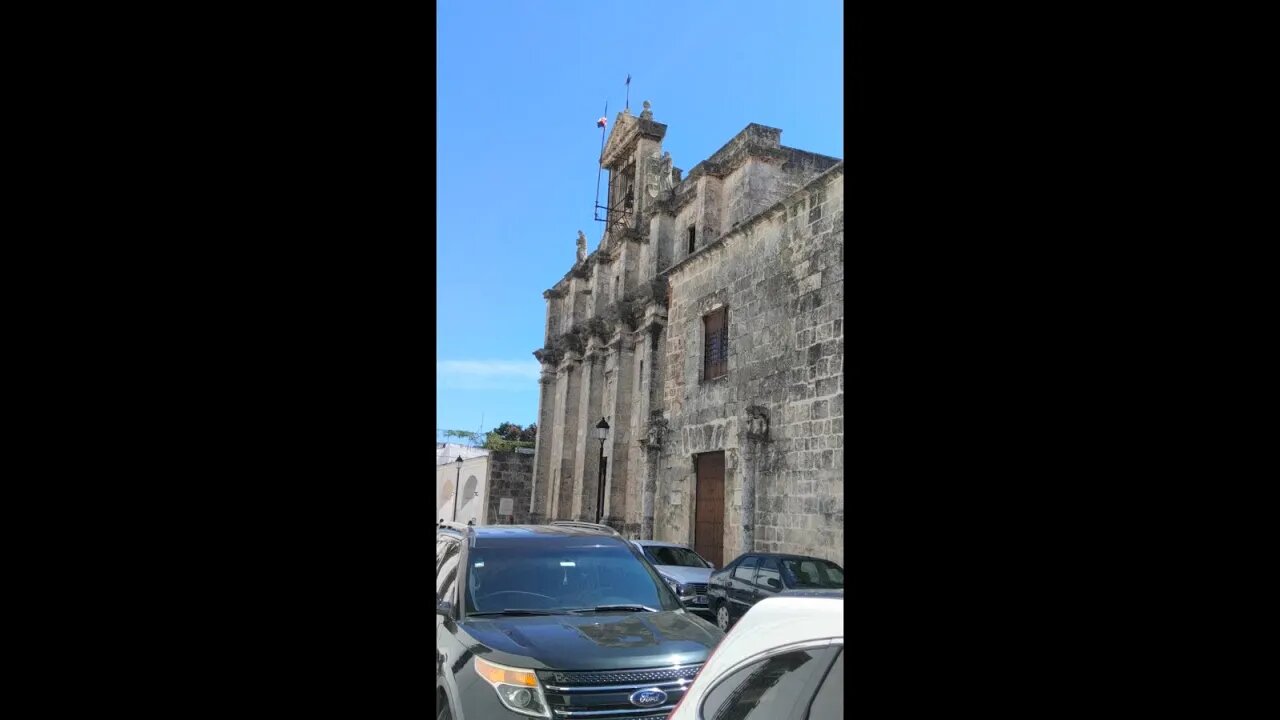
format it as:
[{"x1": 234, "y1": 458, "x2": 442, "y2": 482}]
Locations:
[{"x1": 597, "y1": 116, "x2": 607, "y2": 128}]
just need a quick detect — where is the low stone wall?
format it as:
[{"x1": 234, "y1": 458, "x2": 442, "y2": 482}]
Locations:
[{"x1": 485, "y1": 449, "x2": 535, "y2": 524}]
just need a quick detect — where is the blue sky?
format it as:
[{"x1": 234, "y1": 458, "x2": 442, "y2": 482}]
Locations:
[{"x1": 437, "y1": 0, "x2": 843, "y2": 442}]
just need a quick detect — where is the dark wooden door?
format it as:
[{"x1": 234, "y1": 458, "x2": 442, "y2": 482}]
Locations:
[{"x1": 694, "y1": 452, "x2": 725, "y2": 568}]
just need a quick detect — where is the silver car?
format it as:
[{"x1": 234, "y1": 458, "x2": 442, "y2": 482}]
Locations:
[{"x1": 632, "y1": 540, "x2": 716, "y2": 619}]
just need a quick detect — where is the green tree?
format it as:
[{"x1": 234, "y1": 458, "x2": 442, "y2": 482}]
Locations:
[{"x1": 481, "y1": 421, "x2": 537, "y2": 451}]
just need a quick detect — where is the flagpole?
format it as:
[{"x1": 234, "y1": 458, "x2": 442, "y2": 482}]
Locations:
[
  {"x1": 594, "y1": 100, "x2": 608, "y2": 217},
  {"x1": 625, "y1": 74, "x2": 630, "y2": 112}
]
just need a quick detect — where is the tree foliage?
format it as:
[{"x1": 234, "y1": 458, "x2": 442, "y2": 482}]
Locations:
[{"x1": 483, "y1": 421, "x2": 537, "y2": 450}]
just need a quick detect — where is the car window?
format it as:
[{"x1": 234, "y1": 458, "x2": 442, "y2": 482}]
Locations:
[
  {"x1": 733, "y1": 556, "x2": 758, "y2": 582},
  {"x1": 437, "y1": 540, "x2": 460, "y2": 604},
  {"x1": 782, "y1": 559, "x2": 844, "y2": 589},
  {"x1": 755, "y1": 557, "x2": 781, "y2": 589},
  {"x1": 464, "y1": 542, "x2": 680, "y2": 613},
  {"x1": 805, "y1": 648, "x2": 843, "y2": 720},
  {"x1": 699, "y1": 646, "x2": 836, "y2": 720},
  {"x1": 647, "y1": 546, "x2": 710, "y2": 568}
]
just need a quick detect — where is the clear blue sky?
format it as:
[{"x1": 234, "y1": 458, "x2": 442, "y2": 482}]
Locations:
[{"x1": 437, "y1": 0, "x2": 843, "y2": 442}]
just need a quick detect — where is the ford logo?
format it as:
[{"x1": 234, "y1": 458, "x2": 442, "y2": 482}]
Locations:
[{"x1": 629, "y1": 688, "x2": 668, "y2": 707}]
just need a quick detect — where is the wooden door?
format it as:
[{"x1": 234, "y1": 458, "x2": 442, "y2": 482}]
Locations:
[{"x1": 694, "y1": 452, "x2": 725, "y2": 568}]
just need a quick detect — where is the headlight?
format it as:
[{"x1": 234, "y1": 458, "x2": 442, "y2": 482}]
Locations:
[
  {"x1": 474, "y1": 657, "x2": 550, "y2": 717},
  {"x1": 663, "y1": 575, "x2": 684, "y2": 596}
]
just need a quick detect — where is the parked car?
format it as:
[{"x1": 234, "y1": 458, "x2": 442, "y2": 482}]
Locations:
[
  {"x1": 706, "y1": 553, "x2": 844, "y2": 631},
  {"x1": 632, "y1": 540, "x2": 716, "y2": 620},
  {"x1": 667, "y1": 590, "x2": 844, "y2": 720},
  {"x1": 436, "y1": 521, "x2": 724, "y2": 720}
]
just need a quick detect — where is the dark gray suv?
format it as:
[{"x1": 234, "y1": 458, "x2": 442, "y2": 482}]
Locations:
[{"x1": 436, "y1": 521, "x2": 724, "y2": 719}]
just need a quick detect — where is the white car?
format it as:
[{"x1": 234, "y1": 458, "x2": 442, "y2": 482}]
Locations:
[
  {"x1": 632, "y1": 539, "x2": 716, "y2": 619},
  {"x1": 668, "y1": 590, "x2": 844, "y2": 719}
]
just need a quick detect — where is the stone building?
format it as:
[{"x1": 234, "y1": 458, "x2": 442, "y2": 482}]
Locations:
[{"x1": 530, "y1": 102, "x2": 843, "y2": 567}]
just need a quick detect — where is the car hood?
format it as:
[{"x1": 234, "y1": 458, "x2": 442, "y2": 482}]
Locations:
[
  {"x1": 458, "y1": 610, "x2": 723, "y2": 671},
  {"x1": 654, "y1": 566, "x2": 713, "y2": 586}
]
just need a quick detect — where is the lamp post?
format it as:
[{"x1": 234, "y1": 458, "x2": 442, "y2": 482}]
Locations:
[
  {"x1": 452, "y1": 455, "x2": 463, "y2": 522},
  {"x1": 594, "y1": 417, "x2": 610, "y2": 524}
]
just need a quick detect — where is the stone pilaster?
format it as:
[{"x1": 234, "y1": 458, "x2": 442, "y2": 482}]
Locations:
[
  {"x1": 571, "y1": 346, "x2": 605, "y2": 521},
  {"x1": 528, "y1": 365, "x2": 557, "y2": 524},
  {"x1": 601, "y1": 331, "x2": 634, "y2": 531},
  {"x1": 549, "y1": 354, "x2": 581, "y2": 521}
]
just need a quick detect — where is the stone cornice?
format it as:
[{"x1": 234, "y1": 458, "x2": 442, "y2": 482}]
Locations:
[{"x1": 662, "y1": 161, "x2": 844, "y2": 278}]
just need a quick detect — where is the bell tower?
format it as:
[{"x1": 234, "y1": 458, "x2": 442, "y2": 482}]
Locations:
[{"x1": 597, "y1": 101, "x2": 668, "y2": 238}]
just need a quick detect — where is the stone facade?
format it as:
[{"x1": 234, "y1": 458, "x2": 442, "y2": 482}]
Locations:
[{"x1": 530, "y1": 104, "x2": 843, "y2": 567}]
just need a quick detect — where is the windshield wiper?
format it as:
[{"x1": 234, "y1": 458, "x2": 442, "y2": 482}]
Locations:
[
  {"x1": 570, "y1": 604, "x2": 660, "y2": 613},
  {"x1": 467, "y1": 609, "x2": 563, "y2": 616}
]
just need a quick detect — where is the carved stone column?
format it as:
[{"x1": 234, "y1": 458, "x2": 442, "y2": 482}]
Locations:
[
  {"x1": 572, "y1": 346, "x2": 604, "y2": 521},
  {"x1": 528, "y1": 365, "x2": 557, "y2": 524},
  {"x1": 639, "y1": 411, "x2": 668, "y2": 540},
  {"x1": 742, "y1": 406, "x2": 770, "y2": 553}
]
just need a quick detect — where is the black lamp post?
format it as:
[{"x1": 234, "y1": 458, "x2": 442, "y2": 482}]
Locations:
[
  {"x1": 452, "y1": 455, "x2": 463, "y2": 522},
  {"x1": 594, "y1": 417, "x2": 610, "y2": 523}
]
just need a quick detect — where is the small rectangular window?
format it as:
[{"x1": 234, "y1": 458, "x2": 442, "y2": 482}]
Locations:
[
  {"x1": 688, "y1": 225, "x2": 696, "y2": 254},
  {"x1": 703, "y1": 307, "x2": 728, "y2": 380}
]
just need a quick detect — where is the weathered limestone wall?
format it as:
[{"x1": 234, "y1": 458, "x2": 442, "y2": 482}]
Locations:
[
  {"x1": 657, "y1": 163, "x2": 844, "y2": 567},
  {"x1": 531, "y1": 111, "x2": 841, "y2": 567}
]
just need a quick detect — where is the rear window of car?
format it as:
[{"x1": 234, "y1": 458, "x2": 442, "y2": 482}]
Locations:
[
  {"x1": 644, "y1": 545, "x2": 709, "y2": 568},
  {"x1": 782, "y1": 559, "x2": 844, "y2": 589}
]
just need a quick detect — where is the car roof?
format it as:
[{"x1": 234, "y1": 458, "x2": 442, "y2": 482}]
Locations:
[
  {"x1": 631, "y1": 540, "x2": 693, "y2": 548},
  {"x1": 729, "y1": 552, "x2": 841, "y2": 564},
  {"x1": 453, "y1": 524, "x2": 633, "y2": 548},
  {"x1": 777, "y1": 589, "x2": 844, "y2": 599},
  {"x1": 699, "y1": 596, "x2": 843, "y2": 680}
]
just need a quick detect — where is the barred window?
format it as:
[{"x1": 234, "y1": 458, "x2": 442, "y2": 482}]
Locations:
[{"x1": 703, "y1": 307, "x2": 728, "y2": 380}]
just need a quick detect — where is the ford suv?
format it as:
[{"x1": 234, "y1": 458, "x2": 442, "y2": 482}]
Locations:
[{"x1": 436, "y1": 521, "x2": 725, "y2": 720}]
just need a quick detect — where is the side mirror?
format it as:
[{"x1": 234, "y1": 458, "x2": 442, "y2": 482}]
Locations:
[{"x1": 436, "y1": 601, "x2": 454, "y2": 618}]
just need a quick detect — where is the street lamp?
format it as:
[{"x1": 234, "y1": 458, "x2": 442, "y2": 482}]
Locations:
[
  {"x1": 594, "y1": 417, "x2": 610, "y2": 524},
  {"x1": 452, "y1": 455, "x2": 463, "y2": 522}
]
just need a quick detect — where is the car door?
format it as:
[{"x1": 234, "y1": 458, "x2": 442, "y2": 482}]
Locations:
[
  {"x1": 708, "y1": 559, "x2": 734, "y2": 605},
  {"x1": 753, "y1": 556, "x2": 784, "y2": 606},
  {"x1": 728, "y1": 555, "x2": 759, "y2": 620}
]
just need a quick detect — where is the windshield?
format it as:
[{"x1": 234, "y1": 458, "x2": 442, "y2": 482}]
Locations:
[
  {"x1": 465, "y1": 542, "x2": 682, "y2": 614},
  {"x1": 643, "y1": 545, "x2": 709, "y2": 568},
  {"x1": 782, "y1": 558, "x2": 844, "y2": 589}
]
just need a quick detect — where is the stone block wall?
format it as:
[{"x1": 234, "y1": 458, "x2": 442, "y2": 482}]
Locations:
[
  {"x1": 658, "y1": 163, "x2": 844, "y2": 567},
  {"x1": 485, "y1": 450, "x2": 535, "y2": 525}
]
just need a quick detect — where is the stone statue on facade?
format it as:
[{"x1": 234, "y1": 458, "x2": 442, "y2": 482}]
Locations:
[
  {"x1": 576, "y1": 230, "x2": 587, "y2": 263},
  {"x1": 746, "y1": 405, "x2": 770, "y2": 441},
  {"x1": 659, "y1": 152, "x2": 674, "y2": 193},
  {"x1": 641, "y1": 411, "x2": 667, "y2": 449},
  {"x1": 645, "y1": 150, "x2": 675, "y2": 199}
]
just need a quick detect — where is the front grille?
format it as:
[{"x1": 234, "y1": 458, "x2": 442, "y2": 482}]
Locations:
[
  {"x1": 684, "y1": 583, "x2": 708, "y2": 595},
  {"x1": 539, "y1": 664, "x2": 702, "y2": 719}
]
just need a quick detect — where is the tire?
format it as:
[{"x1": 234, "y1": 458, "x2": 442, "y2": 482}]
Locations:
[
  {"x1": 716, "y1": 604, "x2": 731, "y2": 631},
  {"x1": 437, "y1": 694, "x2": 451, "y2": 720}
]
